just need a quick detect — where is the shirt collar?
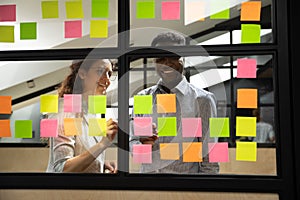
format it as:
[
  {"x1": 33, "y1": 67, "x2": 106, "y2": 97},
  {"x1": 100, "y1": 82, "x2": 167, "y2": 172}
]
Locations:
[{"x1": 156, "y1": 76, "x2": 188, "y2": 95}]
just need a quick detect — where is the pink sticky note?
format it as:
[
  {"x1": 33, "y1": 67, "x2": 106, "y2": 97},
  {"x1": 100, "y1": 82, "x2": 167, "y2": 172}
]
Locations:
[
  {"x1": 132, "y1": 144, "x2": 152, "y2": 163},
  {"x1": 182, "y1": 118, "x2": 202, "y2": 138},
  {"x1": 64, "y1": 20, "x2": 82, "y2": 38},
  {"x1": 40, "y1": 119, "x2": 58, "y2": 137},
  {"x1": 208, "y1": 142, "x2": 229, "y2": 162},
  {"x1": 134, "y1": 117, "x2": 153, "y2": 136},
  {"x1": 64, "y1": 94, "x2": 82, "y2": 113},
  {"x1": 237, "y1": 58, "x2": 257, "y2": 78},
  {"x1": 161, "y1": 1, "x2": 180, "y2": 20},
  {"x1": 0, "y1": 5, "x2": 16, "y2": 22}
]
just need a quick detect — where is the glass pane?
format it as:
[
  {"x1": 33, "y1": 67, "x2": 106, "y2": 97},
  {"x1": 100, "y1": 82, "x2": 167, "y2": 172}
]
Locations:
[
  {"x1": 130, "y1": 0, "x2": 272, "y2": 46},
  {"x1": 0, "y1": 0, "x2": 118, "y2": 50},
  {"x1": 0, "y1": 59, "x2": 118, "y2": 173}
]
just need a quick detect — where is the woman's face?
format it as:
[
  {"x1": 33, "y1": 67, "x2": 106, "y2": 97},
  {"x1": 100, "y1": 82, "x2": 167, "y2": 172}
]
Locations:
[{"x1": 80, "y1": 59, "x2": 113, "y2": 95}]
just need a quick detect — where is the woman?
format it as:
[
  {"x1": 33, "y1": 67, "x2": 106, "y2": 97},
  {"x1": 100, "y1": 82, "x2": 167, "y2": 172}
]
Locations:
[{"x1": 47, "y1": 59, "x2": 118, "y2": 173}]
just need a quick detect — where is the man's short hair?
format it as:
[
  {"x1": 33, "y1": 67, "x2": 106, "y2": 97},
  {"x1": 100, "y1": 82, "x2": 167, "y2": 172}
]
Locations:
[{"x1": 151, "y1": 31, "x2": 186, "y2": 46}]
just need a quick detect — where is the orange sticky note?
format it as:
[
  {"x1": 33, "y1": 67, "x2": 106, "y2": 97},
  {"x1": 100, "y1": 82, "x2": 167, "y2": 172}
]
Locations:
[
  {"x1": 237, "y1": 89, "x2": 258, "y2": 108},
  {"x1": 182, "y1": 142, "x2": 202, "y2": 162},
  {"x1": 240, "y1": 1, "x2": 261, "y2": 21},
  {"x1": 160, "y1": 143, "x2": 179, "y2": 160},
  {"x1": 0, "y1": 120, "x2": 11, "y2": 137},
  {"x1": 157, "y1": 94, "x2": 176, "y2": 113},
  {"x1": 63, "y1": 118, "x2": 82, "y2": 136},
  {"x1": 0, "y1": 96, "x2": 12, "y2": 114}
]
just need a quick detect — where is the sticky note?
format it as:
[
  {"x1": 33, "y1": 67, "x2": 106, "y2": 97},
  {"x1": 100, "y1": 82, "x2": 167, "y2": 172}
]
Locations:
[
  {"x1": 237, "y1": 58, "x2": 257, "y2": 78},
  {"x1": 182, "y1": 118, "x2": 202, "y2": 137},
  {"x1": 161, "y1": 1, "x2": 180, "y2": 20},
  {"x1": 63, "y1": 118, "x2": 82, "y2": 136},
  {"x1": 64, "y1": 94, "x2": 82, "y2": 112},
  {"x1": 241, "y1": 24, "x2": 261, "y2": 43},
  {"x1": 40, "y1": 119, "x2": 58, "y2": 137},
  {"x1": 88, "y1": 118, "x2": 107, "y2": 136},
  {"x1": 157, "y1": 94, "x2": 176, "y2": 113},
  {"x1": 40, "y1": 95, "x2": 58, "y2": 113},
  {"x1": 0, "y1": 26, "x2": 14, "y2": 43},
  {"x1": 92, "y1": 0, "x2": 109, "y2": 18},
  {"x1": 0, "y1": 5, "x2": 16, "y2": 22},
  {"x1": 133, "y1": 95, "x2": 152, "y2": 114},
  {"x1": 158, "y1": 117, "x2": 177, "y2": 137},
  {"x1": 15, "y1": 120, "x2": 32, "y2": 138},
  {"x1": 88, "y1": 95, "x2": 106, "y2": 114},
  {"x1": 66, "y1": 1, "x2": 84, "y2": 19},
  {"x1": 182, "y1": 142, "x2": 202, "y2": 162},
  {"x1": 160, "y1": 143, "x2": 179, "y2": 160},
  {"x1": 136, "y1": 0, "x2": 155, "y2": 19},
  {"x1": 90, "y1": 20, "x2": 108, "y2": 38},
  {"x1": 240, "y1": 1, "x2": 261, "y2": 21},
  {"x1": 208, "y1": 142, "x2": 229, "y2": 162},
  {"x1": 236, "y1": 116, "x2": 256, "y2": 137},
  {"x1": 184, "y1": 0, "x2": 206, "y2": 25},
  {"x1": 0, "y1": 120, "x2": 11, "y2": 137},
  {"x1": 210, "y1": 9, "x2": 230, "y2": 19},
  {"x1": 209, "y1": 118, "x2": 230, "y2": 137},
  {"x1": 132, "y1": 144, "x2": 152, "y2": 163},
  {"x1": 20, "y1": 22, "x2": 37, "y2": 40},
  {"x1": 41, "y1": 1, "x2": 59, "y2": 19},
  {"x1": 134, "y1": 117, "x2": 153, "y2": 136},
  {"x1": 0, "y1": 96, "x2": 12, "y2": 114},
  {"x1": 236, "y1": 142, "x2": 257, "y2": 161},
  {"x1": 64, "y1": 20, "x2": 82, "y2": 38},
  {"x1": 237, "y1": 89, "x2": 258, "y2": 108}
]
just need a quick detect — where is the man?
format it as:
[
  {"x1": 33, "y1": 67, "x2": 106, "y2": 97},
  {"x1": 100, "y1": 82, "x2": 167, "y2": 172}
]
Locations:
[{"x1": 129, "y1": 31, "x2": 219, "y2": 174}]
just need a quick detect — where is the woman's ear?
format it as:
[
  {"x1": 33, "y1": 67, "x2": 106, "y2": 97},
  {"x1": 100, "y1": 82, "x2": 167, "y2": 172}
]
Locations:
[{"x1": 78, "y1": 69, "x2": 86, "y2": 79}]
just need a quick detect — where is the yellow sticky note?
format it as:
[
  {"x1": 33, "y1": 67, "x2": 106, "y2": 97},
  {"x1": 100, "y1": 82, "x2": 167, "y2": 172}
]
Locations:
[
  {"x1": 236, "y1": 142, "x2": 257, "y2": 161},
  {"x1": 90, "y1": 20, "x2": 108, "y2": 38},
  {"x1": 240, "y1": 1, "x2": 261, "y2": 21},
  {"x1": 182, "y1": 142, "x2": 202, "y2": 162},
  {"x1": 0, "y1": 26, "x2": 14, "y2": 43},
  {"x1": 157, "y1": 94, "x2": 176, "y2": 113},
  {"x1": 88, "y1": 118, "x2": 107, "y2": 136},
  {"x1": 40, "y1": 95, "x2": 58, "y2": 113},
  {"x1": 66, "y1": 1, "x2": 84, "y2": 19},
  {"x1": 236, "y1": 117, "x2": 256, "y2": 137},
  {"x1": 41, "y1": 1, "x2": 59, "y2": 19},
  {"x1": 160, "y1": 143, "x2": 179, "y2": 160},
  {"x1": 63, "y1": 118, "x2": 82, "y2": 136},
  {"x1": 237, "y1": 89, "x2": 257, "y2": 108}
]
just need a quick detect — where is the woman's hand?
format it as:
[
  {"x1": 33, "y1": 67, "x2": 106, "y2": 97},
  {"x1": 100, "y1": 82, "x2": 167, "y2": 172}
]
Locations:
[
  {"x1": 104, "y1": 160, "x2": 118, "y2": 173},
  {"x1": 100, "y1": 118, "x2": 118, "y2": 146}
]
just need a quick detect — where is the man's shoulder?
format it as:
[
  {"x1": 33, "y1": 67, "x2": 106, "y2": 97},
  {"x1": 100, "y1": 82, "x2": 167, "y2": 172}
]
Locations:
[{"x1": 187, "y1": 83, "x2": 214, "y2": 97}]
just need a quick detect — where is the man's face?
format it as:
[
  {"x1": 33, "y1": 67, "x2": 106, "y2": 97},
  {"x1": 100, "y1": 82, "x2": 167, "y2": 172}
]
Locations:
[{"x1": 155, "y1": 57, "x2": 183, "y2": 83}]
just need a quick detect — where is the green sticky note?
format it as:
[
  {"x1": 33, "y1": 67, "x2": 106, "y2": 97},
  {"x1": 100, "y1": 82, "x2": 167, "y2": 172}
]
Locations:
[
  {"x1": 90, "y1": 20, "x2": 108, "y2": 38},
  {"x1": 88, "y1": 118, "x2": 107, "y2": 136},
  {"x1": 136, "y1": 1, "x2": 155, "y2": 19},
  {"x1": 236, "y1": 117, "x2": 256, "y2": 137},
  {"x1": 66, "y1": 1, "x2": 84, "y2": 19},
  {"x1": 134, "y1": 95, "x2": 153, "y2": 114},
  {"x1": 209, "y1": 118, "x2": 230, "y2": 137},
  {"x1": 210, "y1": 9, "x2": 230, "y2": 19},
  {"x1": 236, "y1": 142, "x2": 257, "y2": 161},
  {"x1": 0, "y1": 26, "x2": 14, "y2": 43},
  {"x1": 20, "y1": 22, "x2": 37, "y2": 40},
  {"x1": 88, "y1": 95, "x2": 106, "y2": 114},
  {"x1": 92, "y1": 0, "x2": 109, "y2": 18},
  {"x1": 41, "y1": 1, "x2": 59, "y2": 19},
  {"x1": 158, "y1": 117, "x2": 177, "y2": 137},
  {"x1": 15, "y1": 120, "x2": 32, "y2": 138},
  {"x1": 40, "y1": 95, "x2": 58, "y2": 113},
  {"x1": 241, "y1": 24, "x2": 261, "y2": 43}
]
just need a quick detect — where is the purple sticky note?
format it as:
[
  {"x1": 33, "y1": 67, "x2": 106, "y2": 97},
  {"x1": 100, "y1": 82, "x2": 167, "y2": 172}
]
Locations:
[
  {"x1": 237, "y1": 58, "x2": 257, "y2": 78},
  {"x1": 134, "y1": 117, "x2": 153, "y2": 136},
  {"x1": 208, "y1": 142, "x2": 229, "y2": 162},
  {"x1": 132, "y1": 144, "x2": 152, "y2": 163},
  {"x1": 40, "y1": 119, "x2": 58, "y2": 137},
  {"x1": 64, "y1": 94, "x2": 82, "y2": 113},
  {"x1": 0, "y1": 5, "x2": 16, "y2": 22},
  {"x1": 64, "y1": 20, "x2": 82, "y2": 38},
  {"x1": 161, "y1": 1, "x2": 180, "y2": 20},
  {"x1": 182, "y1": 118, "x2": 202, "y2": 138}
]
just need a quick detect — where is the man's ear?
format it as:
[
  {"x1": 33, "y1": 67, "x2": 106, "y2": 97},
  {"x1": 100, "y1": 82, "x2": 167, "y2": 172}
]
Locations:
[{"x1": 78, "y1": 69, "x2": 86, "y2": 79}]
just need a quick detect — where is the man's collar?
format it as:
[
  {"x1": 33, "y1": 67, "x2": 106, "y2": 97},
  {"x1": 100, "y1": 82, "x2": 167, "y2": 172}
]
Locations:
[{"x1": 157, "y1": 76, "x2": 188, "y2": 95}]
